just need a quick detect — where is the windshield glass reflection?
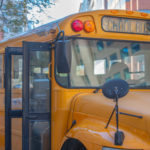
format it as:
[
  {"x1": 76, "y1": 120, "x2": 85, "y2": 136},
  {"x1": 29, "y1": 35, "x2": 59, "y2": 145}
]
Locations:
[{"x1": 56, "y1": 38, "x2": 150, "y2": 88}]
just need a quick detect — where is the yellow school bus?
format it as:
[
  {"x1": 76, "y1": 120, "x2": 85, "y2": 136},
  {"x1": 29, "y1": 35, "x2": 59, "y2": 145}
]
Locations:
[{"x1": 0, "y1": 9, "x2": 150, "y2": 150}]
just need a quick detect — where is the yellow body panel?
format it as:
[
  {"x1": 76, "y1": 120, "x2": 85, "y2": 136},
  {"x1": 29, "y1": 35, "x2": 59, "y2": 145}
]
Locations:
[
  {"x1": 0, "y1": 10, "x2": 150, "y2": 150},
  {"x1": 67, "y1": 114, "x2": 149, "y2": 149},
  {"x1": 67, "y1": 92, "x2": 150, "y2": 149}
]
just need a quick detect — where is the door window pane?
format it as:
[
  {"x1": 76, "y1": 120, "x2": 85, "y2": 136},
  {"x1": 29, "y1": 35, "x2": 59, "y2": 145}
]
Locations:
[
  {"x1": 11, "y1": 55, "x2": 22, "y2": 89},
  {"x1": 29, "y1": 51, "x2": 50, "y2": 113},
  {"x1": 11, "y1": 55, "x2": 22, "y2": 110},
  {"x1": 29, "y1": 121, "x2": 50, "y2": 150}
]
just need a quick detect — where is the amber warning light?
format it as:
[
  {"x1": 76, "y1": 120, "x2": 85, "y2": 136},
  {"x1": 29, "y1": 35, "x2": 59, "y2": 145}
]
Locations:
[
  {"x1": 72, "y1": 20, "x2": 95, "y2": 32},
  {"x1": 84, "y1": 20, "x2": 95, "y2": 32}
]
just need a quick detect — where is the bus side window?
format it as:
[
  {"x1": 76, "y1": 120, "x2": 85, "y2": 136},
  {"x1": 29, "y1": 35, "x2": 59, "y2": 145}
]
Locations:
[{"x1": 0, "y1": 54, "x2": 2, "y2": 88}]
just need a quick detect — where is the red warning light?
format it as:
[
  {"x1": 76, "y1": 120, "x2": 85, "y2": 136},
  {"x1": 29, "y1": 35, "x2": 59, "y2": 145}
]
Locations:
[{"x1": 72, "y1": 20, "x2": 83, "y2": 32}]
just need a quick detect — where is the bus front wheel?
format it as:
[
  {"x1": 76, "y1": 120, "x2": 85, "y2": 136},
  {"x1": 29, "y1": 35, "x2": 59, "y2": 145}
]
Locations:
[{"x1": 61, "y1": 138, "x2": 86, "y2": 150}]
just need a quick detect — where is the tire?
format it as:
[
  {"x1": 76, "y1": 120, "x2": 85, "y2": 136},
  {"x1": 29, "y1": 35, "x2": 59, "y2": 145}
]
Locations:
[{"x1": 61, "y1": 138, "x2": 86, "y2": 150}]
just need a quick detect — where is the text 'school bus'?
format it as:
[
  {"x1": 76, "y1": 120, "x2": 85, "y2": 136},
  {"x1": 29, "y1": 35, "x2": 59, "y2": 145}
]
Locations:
[{"x1": 0, "y1": 9, "x2": 150, "y2": 150}]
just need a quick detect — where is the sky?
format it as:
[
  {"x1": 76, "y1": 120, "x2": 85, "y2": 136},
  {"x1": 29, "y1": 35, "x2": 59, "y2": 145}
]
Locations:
[{"x1": 29, "y1": 0, "x2": 83, "y2": 27}]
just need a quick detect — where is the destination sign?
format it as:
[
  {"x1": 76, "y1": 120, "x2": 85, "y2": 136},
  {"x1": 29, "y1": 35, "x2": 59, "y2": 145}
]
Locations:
[{"x1": 102, "y1": 16, "x2": 150, "y2": 35}]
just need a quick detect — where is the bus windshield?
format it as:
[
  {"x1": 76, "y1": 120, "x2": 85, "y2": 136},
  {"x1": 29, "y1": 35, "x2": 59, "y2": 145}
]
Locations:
[{"x1": 56, "y1": 38, "x2": 150, "y2": 89}]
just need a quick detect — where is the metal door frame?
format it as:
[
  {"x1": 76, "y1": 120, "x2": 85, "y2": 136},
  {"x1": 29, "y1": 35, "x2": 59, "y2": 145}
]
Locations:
[
  {"x1": 5, "y1": 47, "x2": 23, "y2": 150},
  {"x1": 23, "y1": 41, "x2": 51, "y2": 150}
]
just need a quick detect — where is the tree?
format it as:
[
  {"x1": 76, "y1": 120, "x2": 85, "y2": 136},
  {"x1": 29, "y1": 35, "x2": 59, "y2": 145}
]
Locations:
[{"x1": 0, "y1": 0, "x2": 55, "y2": 38}]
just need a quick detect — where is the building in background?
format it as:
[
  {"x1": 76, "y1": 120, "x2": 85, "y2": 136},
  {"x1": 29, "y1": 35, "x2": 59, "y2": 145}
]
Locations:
[
  {"x1": 126, "y1": 0, "x2": 150, "y2": 13},
  {"x1": 80, "y1": 0, "x2": 150, "y2": 13},
  {"x1": 79, "y1": 0, "x2": 125, "y2": 11},
  {"x1": 107, "y1": 0, "x2": 150, "y2": 12},
  {"x1": 108, "y1": 0, "x2": 125, "y2": 9}
]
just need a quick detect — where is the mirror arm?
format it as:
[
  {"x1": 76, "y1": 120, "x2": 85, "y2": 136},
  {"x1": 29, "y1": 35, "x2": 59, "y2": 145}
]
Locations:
[
  {"x1": 119, "y1": 112, "x2": 143, "y2": 119},
  {"x1": 105, "y1": 107, "x2": 115, "y2": 129}
]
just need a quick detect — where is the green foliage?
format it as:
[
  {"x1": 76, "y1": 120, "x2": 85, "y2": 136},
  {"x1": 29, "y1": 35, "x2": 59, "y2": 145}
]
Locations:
[{"x1": 0, "y1": 0, "x2": 53, "y2": 37}]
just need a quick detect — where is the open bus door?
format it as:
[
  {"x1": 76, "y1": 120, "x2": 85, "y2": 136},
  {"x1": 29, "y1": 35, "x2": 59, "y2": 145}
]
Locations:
[
  {"x1": 5, "y1": 42, "x2": 51, "y2": 150},
  {"x1": 22, "y1": 42, "x2": 51, "y2": 150},
  {"x1": 5, "y1": 47, "x2": 23, "y2": 150}
]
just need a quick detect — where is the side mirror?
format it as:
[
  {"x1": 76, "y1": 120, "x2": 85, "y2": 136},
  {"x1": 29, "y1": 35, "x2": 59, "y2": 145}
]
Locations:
[
  {"x1": 102, "y1": 79, "x2": 129, "y2": 146},
  {"x1": 102, "y1": 79, "x2": 129, "y2": 99},
  {"x1": 55, "y1": 39, "x2": 72, "y2": 73},
  {"x1": 102, "y1": 79, "x2": 143, "y2": 145}
]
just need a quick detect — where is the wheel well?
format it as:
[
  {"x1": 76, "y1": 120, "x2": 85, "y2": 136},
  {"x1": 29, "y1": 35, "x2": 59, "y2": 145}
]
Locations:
[{"x1": 61, "y1": 138, "x2": 87, "y2": 150}]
